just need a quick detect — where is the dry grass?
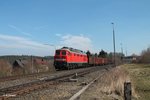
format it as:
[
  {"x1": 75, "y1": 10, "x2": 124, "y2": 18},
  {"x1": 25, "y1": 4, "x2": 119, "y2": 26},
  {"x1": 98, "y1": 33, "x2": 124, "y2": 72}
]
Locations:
[
  {"x1": 12, "y1": 60, "x2": 55, "y2": 75},
  {"x1": 0, "y1": 59, "x2": 12, "y2": 77},
  {"x1": 47, "y1": 59, "x2": 56, "y2": 72},
  {"x1": 122, "y1": 64, "x2": 150, "y2": 100},
  {"x1": 33, "y1": 60, "x2": 55, "y2": 73},
  {"x1": 0, "y1": 58, "x2": 55, "y2": 77},
  {"x1": 99, "y1": 66, "x2": 137, "y2": 99}
]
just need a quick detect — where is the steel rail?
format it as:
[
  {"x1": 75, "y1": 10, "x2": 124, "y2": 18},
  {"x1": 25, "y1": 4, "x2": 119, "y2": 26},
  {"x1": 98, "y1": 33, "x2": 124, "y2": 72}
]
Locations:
[{"x1": 0, "y1": 66, "x2": 102, "y2": 100}]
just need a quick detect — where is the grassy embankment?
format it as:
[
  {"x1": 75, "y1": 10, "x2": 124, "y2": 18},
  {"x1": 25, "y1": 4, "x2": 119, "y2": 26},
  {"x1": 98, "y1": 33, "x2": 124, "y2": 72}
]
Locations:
[
  {"x1": 121, "y1": 64, "x2": 150, "y2": 100},
  {"x1": 99, "y1": 66, "x2": 131, "y2": 100},
  {"x1": 0, "y1": 59, "x2": 12, "y2": 77}
]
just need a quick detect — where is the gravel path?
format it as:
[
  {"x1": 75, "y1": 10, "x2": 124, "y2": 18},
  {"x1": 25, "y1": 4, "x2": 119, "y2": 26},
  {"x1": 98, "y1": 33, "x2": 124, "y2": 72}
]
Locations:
[
  {"x1": 8, "y1": 67, "x2": 107, "y2": 100},
  {"x1": 78, "y1": 67, "x2": 126, "y2": 100},
  {"x1": 0, "y1": 67, "x2": 94, "y2": 90}
]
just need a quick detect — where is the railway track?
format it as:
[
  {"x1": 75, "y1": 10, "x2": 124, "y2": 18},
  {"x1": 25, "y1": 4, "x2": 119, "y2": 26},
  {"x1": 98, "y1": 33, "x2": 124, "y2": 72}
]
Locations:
[
  {"x1": 0, "y1": 66, "x2": 111, "y2": 100},
  {"x1": 69, "y1": 71, "x2": 107, "y2": 100},
  {"x1": 0, "y1": 66, "x2": 107, "y2": 83},
  {"x1": 0, "y1": 72, "x2": 53, "y2": 82}
]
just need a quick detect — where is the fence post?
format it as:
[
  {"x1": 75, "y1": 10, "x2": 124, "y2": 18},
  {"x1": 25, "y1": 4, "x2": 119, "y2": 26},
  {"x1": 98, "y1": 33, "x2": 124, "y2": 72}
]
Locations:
[{"x1": 124, "y1": 82, "x2": 132, "y2": 100}]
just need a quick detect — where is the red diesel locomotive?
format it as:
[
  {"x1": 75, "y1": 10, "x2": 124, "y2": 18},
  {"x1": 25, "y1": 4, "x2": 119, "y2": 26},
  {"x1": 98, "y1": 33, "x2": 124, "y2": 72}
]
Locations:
[
  {"x1": 54, "y1": 47, "x2": 88, "y2": 69},
  {"x1": 54, "y1": 47, "x2": 110, "y2": 70}
]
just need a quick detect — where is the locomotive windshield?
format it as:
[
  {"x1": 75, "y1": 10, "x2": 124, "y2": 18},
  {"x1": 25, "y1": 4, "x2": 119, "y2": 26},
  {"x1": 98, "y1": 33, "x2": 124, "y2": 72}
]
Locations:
[
  {"x1": 62, "y1": 51, "x2": 66, "y2": 55},
  {"x1": 56, "y1": 50, "x2": 60, "y2": 55}
]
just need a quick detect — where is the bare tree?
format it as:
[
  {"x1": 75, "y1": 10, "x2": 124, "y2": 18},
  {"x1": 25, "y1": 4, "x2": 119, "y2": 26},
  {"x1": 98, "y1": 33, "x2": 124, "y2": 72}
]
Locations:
[{"x1": 139, "y1": 47, "x2": 150, "y2": 63}]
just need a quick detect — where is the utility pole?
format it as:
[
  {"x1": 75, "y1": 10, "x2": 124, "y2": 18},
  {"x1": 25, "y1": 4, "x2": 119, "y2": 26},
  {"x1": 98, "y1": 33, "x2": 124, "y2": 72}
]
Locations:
[
  {"x1": 126, "y1": 47, "x2": 128, "y2": 57},
  {"x1": 120, "y1": 43, "x2": 123, "y2": 55},
  {"x1": 120, "y1": 43, "x2": 124, "y2": 63},
  {"x1": 31, "y1": 55, "x2": 33, "y2": 73},
  {"x1": 111, "y1": 22, "x2": 116, "y2": 67}
]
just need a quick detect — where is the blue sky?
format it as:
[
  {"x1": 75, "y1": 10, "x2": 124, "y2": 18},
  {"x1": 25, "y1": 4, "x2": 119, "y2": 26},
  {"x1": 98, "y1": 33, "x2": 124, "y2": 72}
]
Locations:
[{"x1": 0, "y1": 0, "x2": 150, "y2": 56}]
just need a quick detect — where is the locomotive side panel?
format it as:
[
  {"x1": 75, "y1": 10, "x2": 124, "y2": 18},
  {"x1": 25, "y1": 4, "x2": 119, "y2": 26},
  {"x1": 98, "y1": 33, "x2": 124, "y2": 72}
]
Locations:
[{"x1": 54, "y1": 48, "x2": 88, "y2": 70}]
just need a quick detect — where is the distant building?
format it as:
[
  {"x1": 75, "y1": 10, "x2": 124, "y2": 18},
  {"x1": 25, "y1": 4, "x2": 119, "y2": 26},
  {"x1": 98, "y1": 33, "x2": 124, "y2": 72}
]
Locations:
[
  {"x1": 33, "y1": 58, "x2": 49, "y2": 72},
  {"x1": 12, "y1": 59, "x2": 28, "y2": 75},
  {"x1": 12, "y1": 58, "x2": 50, "y2": 75},
  {"x1": 123, "y1": 56, "x2": 137, "y2": 63},
  {"x1": 33, "y1": 58, "x2": 48, "y2": 65},
  {"x1": 13, "y1": 59, "x2": 28, "y2": 68}
]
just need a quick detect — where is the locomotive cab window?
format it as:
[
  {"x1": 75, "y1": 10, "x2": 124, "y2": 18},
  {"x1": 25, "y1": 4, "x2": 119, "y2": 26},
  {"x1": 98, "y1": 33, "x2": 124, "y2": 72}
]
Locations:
[
  {"x1": 62, "y1": 51, "x2": 66, "y2": 55},
  {"x1": 56, "y1": 50, "x2": 60, "y2": 55}
]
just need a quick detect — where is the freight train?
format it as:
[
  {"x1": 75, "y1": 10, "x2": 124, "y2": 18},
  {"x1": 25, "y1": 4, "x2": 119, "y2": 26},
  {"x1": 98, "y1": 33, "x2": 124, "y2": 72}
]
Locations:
[{"x1": 54, "y1": 47, "x2": 111, "y2": 70}]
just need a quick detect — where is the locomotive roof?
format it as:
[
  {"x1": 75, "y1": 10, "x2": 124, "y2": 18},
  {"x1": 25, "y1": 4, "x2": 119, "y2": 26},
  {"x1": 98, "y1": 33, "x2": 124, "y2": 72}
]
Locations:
[{"x1": 58, "y1": 47, "x2": 86, "y2": 55}]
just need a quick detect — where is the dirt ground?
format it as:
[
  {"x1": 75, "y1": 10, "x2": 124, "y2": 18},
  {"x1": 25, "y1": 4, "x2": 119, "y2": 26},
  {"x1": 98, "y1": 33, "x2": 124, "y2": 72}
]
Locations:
[
  {"x1": 121, "y1": 64, "x2": 150, "y2": 100},
  {"x1": 78, "y1": 67, "x2": 127, "y2": 100},
  {"x1": 8, "y1": 68, "x2": 106, "y2": 100},
  {"x1": 6, "y1": 65, "x2": 138, "y2": 100}
]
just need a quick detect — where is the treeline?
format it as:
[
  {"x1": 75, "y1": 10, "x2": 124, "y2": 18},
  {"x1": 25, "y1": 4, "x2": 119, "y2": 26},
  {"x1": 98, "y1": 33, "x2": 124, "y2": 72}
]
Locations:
[
  {"x1": 0, "y1": 55, "x2": 53, "y2": 64},
  {"x1": 86, "y1": 49, "x2": 124, "y2": 58},
  {"x1": 139, "y1": 47, "x2": 150, "y2": 63},
  {"x1": 86, "y1": 50, "x2": 108, "y2": 58},
  {"x1": 86, "y1": 47, "x2": 150, "y2": 64},
  {"x1": 86, "y1": 50, "x2": 124, "y2": 65}
]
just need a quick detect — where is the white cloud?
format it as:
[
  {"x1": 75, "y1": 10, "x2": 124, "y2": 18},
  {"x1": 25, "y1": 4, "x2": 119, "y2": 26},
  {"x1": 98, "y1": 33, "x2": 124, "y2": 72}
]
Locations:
[
  {"x1": 0, "y1": 34, "x2": 42, "y2": 48},
  {"x1": 59, "y1": 34, "x2": 93, "y2": 51},
  {"x1": 8, "y1": 24, "x2": 32, "y2": 36},
  {"x1": 0, "y1": 34, "x2": 94, "y2": 56},
  {"x1": 0, "y1": 34, "x2": 55, "y2": 56}
]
